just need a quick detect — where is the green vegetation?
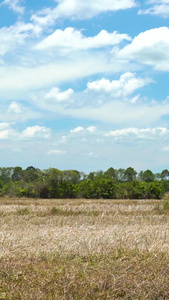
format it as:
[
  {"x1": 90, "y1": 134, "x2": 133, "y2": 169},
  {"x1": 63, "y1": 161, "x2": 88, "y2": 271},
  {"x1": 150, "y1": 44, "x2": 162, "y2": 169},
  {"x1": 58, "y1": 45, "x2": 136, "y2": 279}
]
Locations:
[
  {"x1": 0, "y1": 166, "x2": 167, "y2": 199},
  {"x1": 154, "y1": 194, "x2": 169, "y2": 214}
]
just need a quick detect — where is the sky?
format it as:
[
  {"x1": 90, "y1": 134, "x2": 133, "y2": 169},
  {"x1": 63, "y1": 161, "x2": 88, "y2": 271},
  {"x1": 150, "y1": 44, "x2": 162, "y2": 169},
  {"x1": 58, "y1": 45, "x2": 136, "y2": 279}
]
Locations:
[{"x1": 0, "y1": 0, "x2": 169, "y2": 173}]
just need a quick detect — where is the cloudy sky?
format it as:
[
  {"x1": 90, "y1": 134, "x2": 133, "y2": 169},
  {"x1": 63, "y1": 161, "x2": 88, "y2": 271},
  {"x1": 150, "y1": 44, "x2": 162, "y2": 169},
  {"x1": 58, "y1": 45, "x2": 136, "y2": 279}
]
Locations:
[{"x1": 0, "y1": 0, "x2": 169, "y2": 173}]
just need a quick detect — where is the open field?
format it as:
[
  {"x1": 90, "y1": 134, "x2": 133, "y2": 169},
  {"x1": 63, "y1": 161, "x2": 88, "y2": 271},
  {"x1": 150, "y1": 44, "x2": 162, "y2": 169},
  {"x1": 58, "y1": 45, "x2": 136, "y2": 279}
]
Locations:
[{"x1": 0, "y1": 197, "x2": 169, "y2": 299}]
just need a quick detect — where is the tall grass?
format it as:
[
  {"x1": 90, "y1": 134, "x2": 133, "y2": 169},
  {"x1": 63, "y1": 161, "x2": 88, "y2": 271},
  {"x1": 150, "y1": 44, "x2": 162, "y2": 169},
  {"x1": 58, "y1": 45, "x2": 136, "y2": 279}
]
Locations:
[{"x1": 0, "y1": 198, "x2": 168, "y2": 299}]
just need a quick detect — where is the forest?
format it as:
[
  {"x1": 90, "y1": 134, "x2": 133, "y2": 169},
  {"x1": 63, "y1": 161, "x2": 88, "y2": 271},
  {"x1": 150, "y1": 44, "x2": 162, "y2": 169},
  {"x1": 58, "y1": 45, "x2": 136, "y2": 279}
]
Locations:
[{"x1": 0, "y1": 166, "x2": 168, "y2": 199}]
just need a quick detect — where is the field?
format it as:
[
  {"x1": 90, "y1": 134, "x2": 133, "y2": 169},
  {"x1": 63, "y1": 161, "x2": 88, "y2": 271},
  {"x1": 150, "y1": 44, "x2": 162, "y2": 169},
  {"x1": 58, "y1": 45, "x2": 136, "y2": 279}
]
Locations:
[{"x1": 0, "y1": 197, "x2": 169, "y2": 299}]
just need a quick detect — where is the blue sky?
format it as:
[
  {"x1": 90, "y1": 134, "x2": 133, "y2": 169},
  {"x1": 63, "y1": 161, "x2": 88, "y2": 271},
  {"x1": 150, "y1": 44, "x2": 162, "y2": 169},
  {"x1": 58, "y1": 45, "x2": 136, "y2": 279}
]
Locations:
[{"x1": 0, "y1": 0, "x2": 169, "y2": 173}]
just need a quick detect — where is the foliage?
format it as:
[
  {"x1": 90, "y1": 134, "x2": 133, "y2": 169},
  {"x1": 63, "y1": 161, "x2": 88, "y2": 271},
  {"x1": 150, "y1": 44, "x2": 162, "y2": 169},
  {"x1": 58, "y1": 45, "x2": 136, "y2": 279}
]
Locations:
[
  {"x1": 163, "y1": 198, "x2": 169, "y2": 211},
  {"x1": 139, "y1": 169, "x2": 155, "y2": 182},
  {"x1": 0, "y1": 166, "x2": 167, "y2": 199},
  {"x1": 124, "y1": 167, "x2": 137, "y2": 182}
]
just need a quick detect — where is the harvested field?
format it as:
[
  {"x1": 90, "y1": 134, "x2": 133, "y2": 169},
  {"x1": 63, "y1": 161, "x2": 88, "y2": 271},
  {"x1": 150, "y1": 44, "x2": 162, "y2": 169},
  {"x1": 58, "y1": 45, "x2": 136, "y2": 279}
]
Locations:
[{"x1": 0, "y1": 197, "x2": 169, "y2": 299}]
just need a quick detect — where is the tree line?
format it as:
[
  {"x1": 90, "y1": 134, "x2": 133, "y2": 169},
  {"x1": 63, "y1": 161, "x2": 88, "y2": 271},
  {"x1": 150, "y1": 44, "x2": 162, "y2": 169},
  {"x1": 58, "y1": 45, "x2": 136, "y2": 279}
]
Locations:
[{"x1": 0, "y1": 166, "x2": 168, "y2": 199}]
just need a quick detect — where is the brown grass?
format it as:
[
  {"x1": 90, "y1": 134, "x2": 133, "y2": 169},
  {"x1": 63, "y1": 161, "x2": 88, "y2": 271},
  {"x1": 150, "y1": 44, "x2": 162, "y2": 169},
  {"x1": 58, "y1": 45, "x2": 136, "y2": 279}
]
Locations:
[{"x1": 0, "y1": 197, "x2": 169, "y2": 299}]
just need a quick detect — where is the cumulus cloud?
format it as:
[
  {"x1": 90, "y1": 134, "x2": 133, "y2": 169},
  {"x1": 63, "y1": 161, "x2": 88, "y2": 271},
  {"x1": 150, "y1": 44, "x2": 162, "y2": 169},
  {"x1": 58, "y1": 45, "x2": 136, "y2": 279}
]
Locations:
[
  {"x1": 104, "y1": 127, "x2": 169, "y2": 139},
  {"x1": 28, "y1": 79, "x2": 169, "y2": 128},
  {"x1": 45, "y1": 87, "x2": 74, "y2": 102},
  {"x1": 0, "y1": 0, "x2": 25, "y2": 14},
  {"x1": 87, "y1": 126, "x2": 97, "y2": 132},
  {"x1": 31, "y1": 0, "x2": 137, "y2": 26},
  {"x1": 87, "y1": 72, "x2": 153, "y2": 97},
  {"x1": 70, "y1": 126, "x2": 97, "y2": 133},
  {"x1": 35, "y1": 27, "x2": 131, "y2": 51},
  {"x1": 0, "y1": 122, "x2": 17, "y2": 139},
  {"x1": 118, "y1": 27, "x2": 169, "y2": 70},
  {"x1": 22, "y1": 126, "x2": 51, "y2": 139},
  {"x1": 70, "y1": 126, "x2": 84, "y2": 133},
  {"x1": 139, "y1": 0, "x2": 169, "y2": 18},
  {"x1": 0, "y1": 123, "x2": 53, "y2": 141}
]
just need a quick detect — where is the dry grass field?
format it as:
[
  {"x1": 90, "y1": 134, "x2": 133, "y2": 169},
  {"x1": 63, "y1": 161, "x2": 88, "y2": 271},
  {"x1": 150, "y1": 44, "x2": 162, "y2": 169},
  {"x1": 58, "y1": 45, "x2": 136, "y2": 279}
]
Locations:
[{"x1": 0, "y1": 197, "x2": 169, "y2": 299}]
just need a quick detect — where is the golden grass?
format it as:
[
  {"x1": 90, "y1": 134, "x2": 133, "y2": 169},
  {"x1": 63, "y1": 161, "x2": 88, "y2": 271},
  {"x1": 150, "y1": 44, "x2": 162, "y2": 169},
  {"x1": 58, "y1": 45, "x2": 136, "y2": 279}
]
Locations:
[{"x1": 0, "y1": 197, "x2": 169, "y2": 299}]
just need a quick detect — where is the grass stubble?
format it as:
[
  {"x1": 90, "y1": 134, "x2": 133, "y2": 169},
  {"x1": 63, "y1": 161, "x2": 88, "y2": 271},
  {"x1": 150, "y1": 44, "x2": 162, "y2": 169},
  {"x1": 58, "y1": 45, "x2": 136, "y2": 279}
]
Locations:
[{"x1": 0, "y1": 197, "x2": 169, "y2": 299}]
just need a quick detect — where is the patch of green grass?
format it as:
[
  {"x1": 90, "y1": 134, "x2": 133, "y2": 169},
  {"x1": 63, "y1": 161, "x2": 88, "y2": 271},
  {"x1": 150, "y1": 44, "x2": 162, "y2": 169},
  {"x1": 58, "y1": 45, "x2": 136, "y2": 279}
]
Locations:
[
  {"x1": 0, "y1": 211, "x2": 5, "y2": 217},
  {"x1": 41, "y1": 206, "x2": 100, "y2": 217},
  {"x1": 16, "y1": 207, "x2": 30, "y2": 215},
  {"x1": 154, "y1": 197, "x2": 169, "y2": 214},
  {"x1": 163, "y1": 198, "x2": 169, "y2": 211}
]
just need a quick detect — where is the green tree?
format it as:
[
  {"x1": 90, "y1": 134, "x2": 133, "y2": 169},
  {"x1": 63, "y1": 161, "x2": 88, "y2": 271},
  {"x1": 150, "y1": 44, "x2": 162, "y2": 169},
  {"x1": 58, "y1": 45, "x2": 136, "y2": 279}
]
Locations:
[
  {"x1": 139, "y1": 169, "x2": 154, "y2": 182},
  {"x1": 124, "y1": 167, "x2": 137, "y2": 182},
  {"x1": 146, "y1": 182, "x2": 164, "y2": 199},
  {"x1": 116, "y1": 168, "x2": 125, "y2": 182},
  {"x1": 161, "y1": 169, "x2": 169, "y2": 180},
  {"x1": 104, "y1": 167, "x2": 117, "y2": 180},
  {"x1": 23, "y1": 166, "x2": 41, "y2": 182},
  {"x1": 61, "y1": 170, "x2": 81, "y2": 184},
  {"x1": 0, "y1": 167, "x2": 14, "y2": 184},
  {"x1": 12, "y1": 166, "x2": 23, "y2": 181}
]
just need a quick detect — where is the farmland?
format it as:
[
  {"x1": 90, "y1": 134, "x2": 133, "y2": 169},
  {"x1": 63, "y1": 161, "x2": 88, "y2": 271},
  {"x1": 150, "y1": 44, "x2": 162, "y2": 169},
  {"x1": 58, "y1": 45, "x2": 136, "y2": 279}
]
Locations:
[{"x1": 0, "y1": 197, "x2": 169, "y2": 299}]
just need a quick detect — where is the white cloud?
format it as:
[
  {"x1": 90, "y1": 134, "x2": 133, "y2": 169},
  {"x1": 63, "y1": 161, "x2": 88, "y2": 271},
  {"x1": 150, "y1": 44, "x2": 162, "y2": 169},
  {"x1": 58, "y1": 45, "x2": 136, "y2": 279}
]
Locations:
[
  {"x1": 119, "y1": 27, "x2": 169, "y2": 70},
  {"x1": 105, "y1": 127, "x2": 169, "y2": 138},
  {"x1": 0, "y1": 123, "x2": 53, "y2": 142},
  {"x1": 22, "y1": 126, "x2": 51, "y2": 139},
  {"x1": 70, "y1": 126, "x2": 97, "y2": 133},
  {"x1": 0, "y1": 123, "x2": 17, "y2": 139},
  {"x1": 65, "y1": 96, "x2": 169, "y2": 127},
  {"x1": 70, "y1": 126, "x2": 84, "y2": 133},
  {"x1": 0, "y1": 0, "x2": 25, "y2": 14},
  {"x1": 0, "y1": 130, "x2": 11, "y2": 139},
  {"x1": 0, "y1": 122, "x2": 10, "y2": 130},
  {"x1": 7, "y1": 102, "x2": 22, "y2": 114},
  {"x1": 31, "y1": 0, "x2": 137, "y2": 26},
  {"x1": 45, "y1": 87, "x2": 74, "y2": 102},
  {"x1": 87, "y1": 126, "x2": 97, "y2": 132},
  {"x1": 0, "y1": 103, "x2": 42, "y2": 123},
  {"x1": 130, "y1": 94, "x2": 140, "y2": 104},
  {"x1": 29, "y1": 80, "x2": 169, "y2": 129},
  {"x1": 139, "y1": 0, "x2": 169, "y2": 18},
  {"x1": 0, "y1": 21, "x2": 41, "y2": 56},
  {"x1": 47, "y1": 149, "x2": 66, "y2": 155},
  {"x1": 0, "y1": 52, "x2": 117, "y2": 93},
  {"x1": 58, "y1": 136, "x2": 68, "y2": 144},
  {"x1": 87, "y1": 72, "x2": 153, "y2": 97},
  {"x1": 35, "y1": 27, "x2": 131, "y2": 51}
]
